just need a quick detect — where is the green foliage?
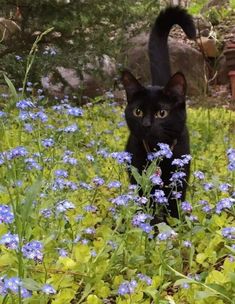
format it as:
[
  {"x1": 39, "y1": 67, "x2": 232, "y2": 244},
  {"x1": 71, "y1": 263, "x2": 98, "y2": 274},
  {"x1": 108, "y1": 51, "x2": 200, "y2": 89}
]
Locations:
[
  {"x1": 0, "y1": 80, "x2": 234, "y2": 303},
  {"x1": 0, "y1": 0, "x2": 159, "y2": 87}
]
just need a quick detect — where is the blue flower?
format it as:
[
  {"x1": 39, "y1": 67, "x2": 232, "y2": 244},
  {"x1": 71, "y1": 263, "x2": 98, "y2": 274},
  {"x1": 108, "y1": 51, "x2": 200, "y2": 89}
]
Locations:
[
  {"x1": 54, "y1": 169, "x2": 68, "y2": 178},
  {"x1": 83, "y1": 227, "x2": 96, "y2": 235},
  {"x1": 0, "y1": 233, "x2": 19, "y2": 249},
  {"x1": 152, "y1": 190, "x2": 168, "y2": 204},
  {"x1": 203, "y1": 182, "x2": 214, "y2": 191},
  {"x1": 172, "y1": 154, "x2": 191, "y2": 166},
  {"x1": 7, "y1": 146, "x2": 28, "y2": 160},
  {"x1": 118, "y1": 280, "x2": 137, "y2": 295},
  {"x1": 132, "y1": 213, "x2": 152, "y2": 227},
  {"x1": 41, "y1": 138, "x2": 54, "y2": 148},
  {"x1": 193, "y1": 170, "x2": 205, "y2": 180},
  {"x1": 62, "y1": 123, "x2": 78, "y2": 133},
  {"x1": 111, "y1": 194, "x2": 133, "y2": 206},
  {"x1": 150, "y1": 173, "x2": 163, "y2": 186},
  {"x1": 67, "y1": 107, "x2": 84, "y2": 117},
  {"x1": 63, "y1": 155, "x2": 77, "y2": 165},
  {"x1": 107, "y1": 181, "x2": 122, "y2": 188},
  {"x1": 22, "y1": 240, "x2": 43, "y2": 262},
  {"x1": 216, "y1": 198, "x2": 234, "y2": 214},
  {"x1": 137, "y1": 273, "x2": 152, "y2": 285},
  {"x1": 25, "y1": 158, "x2": 42, "y2": 171},
  {"x1": 148, "y1": 143, "x2": 173, "y2": 160},
  {"x1": 86, "y1": 154, "x2": 94, "y2": 162},
  {"x1": 24, "y1": 123, "x2": 33, "y2": 132},
  {"x1": 52, "y1": 178, "x2": 78, "y2": 191},
  {"x1": 139, "y1": 223, "x2": 153, "y2": 234},
  {"x1": 219, "y1": 183, "x2": 231, "y2": 192},
  {"x1": 83, "y1": 205, "x2": 97, "y2": 212},
  {"x1": 134, "y1": 196, "x2": 148, "y2": 205},
  {"x1": 36, "y1": 111, "x2": 48, "y2": 122},
  {"x1": 181, "y1": 201, "x2": 193, "y2": 213},
  {"x1": 58, "y1": 248, "x2": 68, "y2": 257},
  {"x1": 183, "y1": 240, "x2": 192, "y2": 248},
  {"x1": 222, "y1": 227, "x2": 235, "y2": 239},
  {"x1": 16, "y1": 99, "x2": 34, "y2": 110},
  {"x1": 92, "y1": 176, "x2": 105, "y2": 186},
  {"x1": 170, "y1": 171, "x2": 186, "y2": 184},
  {"x1": 56, "y1": 200, "x2": 75, "y2": 213},
  {"x1": 157, "y1": 230, "x2": 177, "y2": 241},
  {"x1": 110, "y1": 151, "x2": 132, "y2": 164},
  {"x1": 0, "y1": 205, "x2": 14, "y2": 223},
  {"x1": 15, "y1": 55, "x2": 22, "y2": 61},
  {"x1": 0, "y1": 110, "x2": 7, "y2": 117},
  {"x1": 42, "y1": 284, "x2": 56, "y2": 294},
  {"x1": 40, "y1": 208, "x2": 52, "y2": 218},
  {"x1": 4, "y1": 277, "x2": 21, "y2": 293}
]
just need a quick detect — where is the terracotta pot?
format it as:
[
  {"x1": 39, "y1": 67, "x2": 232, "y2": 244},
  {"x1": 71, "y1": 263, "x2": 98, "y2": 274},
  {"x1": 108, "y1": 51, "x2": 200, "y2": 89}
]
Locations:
[
  {"x1": 228, "y1": 71, "x2": 235, "y2": 100},
  {"x1": 224, "y1": 44, "x2": 235, "y2": 72},
  {"x1": 224, "y1": 49, "x2": 235, "y2": 71}
]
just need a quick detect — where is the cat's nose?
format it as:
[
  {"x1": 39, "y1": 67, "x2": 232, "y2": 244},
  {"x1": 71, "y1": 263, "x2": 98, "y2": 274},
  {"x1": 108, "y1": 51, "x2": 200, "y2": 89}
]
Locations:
[{"x1": 142, "y1": 117, "x2": 151, "y2": 128}]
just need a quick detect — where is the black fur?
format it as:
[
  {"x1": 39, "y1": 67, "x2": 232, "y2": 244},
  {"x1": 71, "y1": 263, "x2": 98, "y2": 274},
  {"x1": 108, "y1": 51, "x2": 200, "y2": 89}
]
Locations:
[{"x1": 122, "y1": 6, "x2": 196, "y2": 220}]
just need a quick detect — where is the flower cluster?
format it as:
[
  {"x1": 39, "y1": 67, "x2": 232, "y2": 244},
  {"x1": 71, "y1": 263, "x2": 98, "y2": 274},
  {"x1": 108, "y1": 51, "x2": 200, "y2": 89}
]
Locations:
[
  {"x1": 118, "y1": 280, "x2": 137, "y2": 296},
  {"x1": 56, "y1": 200, "x2": 75, "y2": 213},
  {"x1": 0, "y1": 233, "x2": 19, "y2": 249},
  {"x1": 227, "y1": 148, "x2": 235, "y2": 171},
  {"x1": 52, "y1": 178, "x2": 78, "y2": 191},
  {"x1": 16, "y1": 98, "x2": 35, "y2": 110},
  {"x1": 0, "y1": 277, "x2": 31, "y2": 298},
  {"x1": 22, "y1": 241, "x2": 43, "y2": 262},
  {"x1": 110, "y1": 151, "x2": 132, "y2": 164},
  {"x1": 216, "y1": 198, "x2": 234, "y2": 214},
  {"x1": 152, "y1": 190, "x2": 168, "y2": 204},
  {"x1": 148, "y1": 143, "x2": 173, "y2": 161},
  {"x1": 0, "y1": 205, "x2": 14, "y2": 223},
  {"x1": 157, "y1": 229, "x2": 177, "y2": 241},
  {"x1": 222, "y1": 227, "x2": 235, "y2": 239}
]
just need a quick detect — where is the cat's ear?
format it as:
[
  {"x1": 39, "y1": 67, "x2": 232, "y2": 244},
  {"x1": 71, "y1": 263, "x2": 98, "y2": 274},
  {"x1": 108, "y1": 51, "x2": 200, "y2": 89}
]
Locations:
[
  {"x1": 121, "y1": 69, "x2": 144, "y2": 102},
  {"x1": 164, "y1": 72, "x2": 186, "y2": 97}
]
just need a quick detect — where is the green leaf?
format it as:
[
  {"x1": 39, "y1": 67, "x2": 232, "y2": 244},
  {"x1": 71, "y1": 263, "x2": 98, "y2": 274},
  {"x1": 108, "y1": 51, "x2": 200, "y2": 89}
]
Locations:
[
  {"x1": 130, "y1": 166, "x2": 142, "y2": 185},
  {"x1": 174, "y1": 278, "x2": 192, "y2": 287},
  {"x1": 207, "y1": 283, "x2": 231, "y2": 299},
  {"x1": 86, "y1": 295, "x2": 102, "y2": 304},
  {"x1": 195, "y1": 290, "x2": 217, "y2": 300},
  {"x1": 22, "y1": 278, "x2": 42, "y2": 291},
  {"x1": 74, "y1": 244, "x2": 91, "y2": 263},
  {"x1": 3, "y1": 74, "x2": 18, "y2": 101},
  {"x1": 143, "y1": 286, "x2": 159, "y2": 299},
  {"x1": 20, "y1": 178, "x2": 42, "y2": 224}
]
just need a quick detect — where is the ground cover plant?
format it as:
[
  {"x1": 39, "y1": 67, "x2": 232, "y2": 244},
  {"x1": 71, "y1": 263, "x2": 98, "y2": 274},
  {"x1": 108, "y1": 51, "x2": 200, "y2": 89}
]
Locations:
[{"x1": 0, "y1": 80, "x2": 234, "y2": 304}]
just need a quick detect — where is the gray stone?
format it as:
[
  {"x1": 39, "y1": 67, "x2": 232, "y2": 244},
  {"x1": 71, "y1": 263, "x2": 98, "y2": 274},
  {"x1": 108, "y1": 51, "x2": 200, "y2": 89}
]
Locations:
[
  {"x1": 126, "y1": 32, "x2": 206, "y2": 96},
  {"x1": 41, "y1": 54, "x2": 116, "y2": 98}
]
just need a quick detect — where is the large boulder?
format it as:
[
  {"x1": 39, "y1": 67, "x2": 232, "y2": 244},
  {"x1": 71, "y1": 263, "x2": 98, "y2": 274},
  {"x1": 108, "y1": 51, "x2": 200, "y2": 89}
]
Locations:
[
  {"x1": 126, "y1": 32, "x2": 206, "y2": 96},
  {"x1": 41, "y1": 54, "x2": 116, "y2": 99},
  {"x1": 0, "y1": 18, "x2": 20, "y2": 41}
]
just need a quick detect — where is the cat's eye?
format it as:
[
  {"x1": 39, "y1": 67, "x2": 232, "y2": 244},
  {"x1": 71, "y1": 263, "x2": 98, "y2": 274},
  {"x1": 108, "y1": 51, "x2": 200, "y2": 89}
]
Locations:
[
  {"x1": 133, "y1": 108, "x2": 143, "y2": 117},
  {"x1": 155, "y1": 110, "x2": 168, "y2": 119}
]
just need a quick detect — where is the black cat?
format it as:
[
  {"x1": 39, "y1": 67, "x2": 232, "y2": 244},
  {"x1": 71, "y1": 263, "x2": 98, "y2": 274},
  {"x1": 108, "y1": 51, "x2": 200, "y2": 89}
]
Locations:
[{"x1": 121, "y1": 6, "x2": 196, "y2": 219}]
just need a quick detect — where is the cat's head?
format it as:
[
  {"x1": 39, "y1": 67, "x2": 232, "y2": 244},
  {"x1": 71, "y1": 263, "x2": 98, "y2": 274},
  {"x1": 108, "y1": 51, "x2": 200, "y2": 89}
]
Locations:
[{"x1": 121, "y1": 70, "x2": 187, "y2": 148}]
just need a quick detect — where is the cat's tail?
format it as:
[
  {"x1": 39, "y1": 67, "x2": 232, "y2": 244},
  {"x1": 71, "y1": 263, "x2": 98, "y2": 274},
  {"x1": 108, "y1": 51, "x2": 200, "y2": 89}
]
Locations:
[{"x1": 149, "y1": 6, "x2": 196, "y2": 87}]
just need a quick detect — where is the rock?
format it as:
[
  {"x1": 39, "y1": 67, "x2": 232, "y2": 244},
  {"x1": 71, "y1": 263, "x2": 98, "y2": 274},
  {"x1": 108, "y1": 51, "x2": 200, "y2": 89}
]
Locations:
[
  {"x1": 197, "y1": 36, "x2": 218, "y2": 58},
  {"x1": 216, "y1": 55, "x2": 229, "y2": 85},
  {"x1": 126, "y1": 32, "x2": 206, "y2": 96},
  {"x1": 56, "y1": 67, "x2": 80, "y2": 89},
  {"x1": 193, "y1": 16, "x2": 211, "y2": 36},
  {"x1": 41, "y1": 54, "x2": 117, "y2": 99},
  {"x1": 0, "y1": 18, "x2": 20, "y2": 41}
]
